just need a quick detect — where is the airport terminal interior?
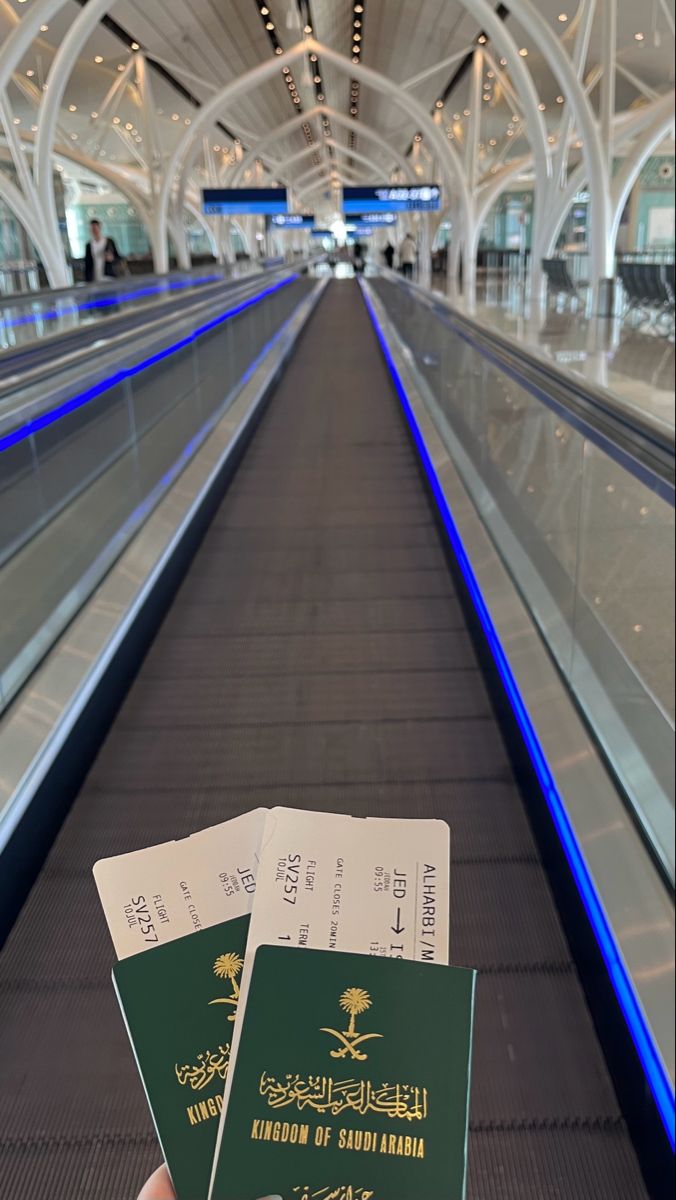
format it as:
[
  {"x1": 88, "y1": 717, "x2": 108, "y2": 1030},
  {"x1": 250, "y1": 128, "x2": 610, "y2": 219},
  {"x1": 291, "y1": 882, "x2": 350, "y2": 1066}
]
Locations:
[{"x1": 0, "y1": 2, "x2": 674, "y2": 1198}]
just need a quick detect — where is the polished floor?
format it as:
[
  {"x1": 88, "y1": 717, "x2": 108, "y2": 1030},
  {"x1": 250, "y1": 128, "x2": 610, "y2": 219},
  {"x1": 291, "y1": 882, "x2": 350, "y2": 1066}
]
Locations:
[{"x1": 447, "y1": 274, "x2": 675, "y2": 431}]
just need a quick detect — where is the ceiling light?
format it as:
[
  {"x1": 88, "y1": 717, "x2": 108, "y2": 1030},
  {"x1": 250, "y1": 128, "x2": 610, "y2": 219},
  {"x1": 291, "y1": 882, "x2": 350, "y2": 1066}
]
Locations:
[
  {"x1": 94, "y1": 55, "x2": 103, "y2": 63},
  {"x1": 500, "y1": 57, "x2": 508, "y2": 66},
  {"x1": 131, "y1": 42, "x2": 140, "y2": 51},
  {"x1": 436, "y1": 100, "x2": 444, "y2": 109},
  {"x1": 484, "y1": 94, "x2": 491, "y2": 101},
  {"x1": 31, "y1": 123, "x2": 38, "y2": 132},
  {"x1": 171, "y1": 113, "x2": 180, "y2": 121},
  {"x1": 556, "y1": 94, "x2": 565, "y2": 103},
  {"x1": 117, "y1": 64, "x2": 125, "y2": 72},
  {"x1": 26, "y1": 68, "x2": 34, "y2": 76},
  {"x1": 634, "y1": 31, "x2": 645, "y2": 41},
  {"x1": 113, "y1": 116, "x2": 121, "y2": 124},
  {"x1": 538, "y1": 102, "x2": 546, "y2": 111},
  {"x1": 13, "y1": 117, "x2": 21, "y2": 125},
  {"x1": 558, "y1": 12, "x2": 569, "y2": 21},
  {"x1": 125, "y1": 121, "x2": 133, "y2": 130},
  {"x1": 478, "y1": 34, "x2": 487, "y2": 44},
  {"x1": 464, "y1": 109, "x2": 471, "y2": 117},
  {"x1": 91, "y1": 112, "x2": 99, "y2": 119},
  {"x1": 519, "y1": 47, "x2": 529, "y2": 56},
  {"x1": 489, "y1": 138, "x2": 497, "y2": 146},
  {"x1": 69, "y1": 103, "x2": 77, "y2": 111},
  {"x1": 40, "y1": 24, "x2": 48, "y2": 31}
]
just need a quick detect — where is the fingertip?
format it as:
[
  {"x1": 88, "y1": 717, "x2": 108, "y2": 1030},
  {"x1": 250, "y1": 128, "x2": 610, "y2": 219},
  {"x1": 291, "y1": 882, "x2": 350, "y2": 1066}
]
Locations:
[{"x1": 137, "y1": 1164, "x2": 176, "y2": 1200}]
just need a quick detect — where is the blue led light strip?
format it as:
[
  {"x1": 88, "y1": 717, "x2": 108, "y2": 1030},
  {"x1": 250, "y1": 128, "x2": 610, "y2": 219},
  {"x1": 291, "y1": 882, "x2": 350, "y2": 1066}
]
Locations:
[
  {"x1": 2, "y1": 275, "x2": 223, "y2": 330},
  {"x1": 0, "y1": 276, "x2": 297, "y2": 455},
  {"x1": 360, "y1": 280, "x2": 676, "y2": 1152}
]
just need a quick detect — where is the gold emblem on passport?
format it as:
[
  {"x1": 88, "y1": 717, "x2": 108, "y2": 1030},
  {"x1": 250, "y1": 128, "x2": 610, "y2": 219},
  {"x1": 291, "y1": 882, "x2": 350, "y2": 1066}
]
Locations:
[
  {"x1": 321, "y1": 988, "x2": 384, "y2": 1062},
  {"x1": 209, "y1": 952, "x2": 244, "y2": 1020}
]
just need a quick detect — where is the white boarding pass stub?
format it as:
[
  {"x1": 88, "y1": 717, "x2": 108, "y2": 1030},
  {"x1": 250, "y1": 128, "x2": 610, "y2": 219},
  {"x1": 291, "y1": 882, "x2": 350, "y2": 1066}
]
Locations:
[
  {"x1": 93, "y1": 808, "x2": 267, "y2": 959},
  {"x1": 250, "y1": 807, "x2": 450, "y2": 965}
]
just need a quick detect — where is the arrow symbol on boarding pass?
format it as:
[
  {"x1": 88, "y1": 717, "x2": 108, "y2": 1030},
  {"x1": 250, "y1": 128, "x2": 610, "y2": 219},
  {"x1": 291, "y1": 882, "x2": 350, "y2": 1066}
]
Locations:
[{"x1": 391, "y1": 908, "x2": 405, "y2": 936}]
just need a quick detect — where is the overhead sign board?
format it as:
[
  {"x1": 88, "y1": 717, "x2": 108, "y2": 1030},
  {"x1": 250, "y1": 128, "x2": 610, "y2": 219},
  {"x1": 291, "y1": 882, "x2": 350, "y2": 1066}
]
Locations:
[
  {"x1": 203, "y1": 188, "x2": 289, "y2": 215},
  {"x1": 349, "y1": 213, "x2": 398, "y2": 227},
  {"x1": 310, "y1": 229, "x2": 334, "y2": 239},
  {"x1": 343, "y1": 185, "x2": 442, "y2": 213},
  {"x1": 268, "y1": 213, "x2": 315, "y2": 229}
]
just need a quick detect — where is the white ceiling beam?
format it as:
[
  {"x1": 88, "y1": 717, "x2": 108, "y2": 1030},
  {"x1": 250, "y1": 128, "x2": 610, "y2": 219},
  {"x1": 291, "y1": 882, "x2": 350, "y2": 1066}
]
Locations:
[{"x1": 401, "y1": 45, "x2": 475, "y2": 92}]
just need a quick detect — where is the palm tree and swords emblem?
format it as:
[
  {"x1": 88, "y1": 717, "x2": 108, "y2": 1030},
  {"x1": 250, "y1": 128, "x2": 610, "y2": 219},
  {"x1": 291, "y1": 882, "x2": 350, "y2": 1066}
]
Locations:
[
  {"x1": 321, "y1": 988, "x2": 384, "y2": 1062},
  {"x1": 209, "y1": 953, "x2": 244, "y2": 1020}
]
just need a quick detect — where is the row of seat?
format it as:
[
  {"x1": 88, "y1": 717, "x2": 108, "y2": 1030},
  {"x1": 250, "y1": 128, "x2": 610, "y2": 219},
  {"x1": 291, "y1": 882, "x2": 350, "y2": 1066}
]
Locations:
[{"x1": 543, "y1": 257, "x2": 675, "y2": 330}]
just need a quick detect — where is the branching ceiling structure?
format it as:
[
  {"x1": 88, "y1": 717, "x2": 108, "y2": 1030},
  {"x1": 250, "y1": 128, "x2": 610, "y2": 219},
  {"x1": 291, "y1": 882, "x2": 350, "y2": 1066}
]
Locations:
[{"x1": 0, "y1": 0, "x2": 674, "y2": 303}]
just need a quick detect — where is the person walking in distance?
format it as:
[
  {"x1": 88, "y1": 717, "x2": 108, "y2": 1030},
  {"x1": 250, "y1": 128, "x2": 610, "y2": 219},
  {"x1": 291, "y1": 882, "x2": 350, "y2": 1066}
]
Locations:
[
  {"x1": 399, "y1": 231, "x2": 417, "y2": 280},
  {"x1": 84, "y1": 219, "x2": 121, "y2": 283},
  {"x1": 383, "y1": 240, "x2": 395, "y2": 270}
]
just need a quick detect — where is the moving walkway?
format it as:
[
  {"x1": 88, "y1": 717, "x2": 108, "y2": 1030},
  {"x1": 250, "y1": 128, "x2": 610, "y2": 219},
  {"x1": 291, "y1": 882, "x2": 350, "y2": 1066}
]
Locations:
[{"x1": 0, "y1": 265, "x2": 673, "y2": 1199}]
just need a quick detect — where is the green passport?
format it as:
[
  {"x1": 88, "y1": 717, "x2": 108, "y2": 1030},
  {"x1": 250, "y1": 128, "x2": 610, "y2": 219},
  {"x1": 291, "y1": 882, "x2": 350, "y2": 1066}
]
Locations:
[
  {"x1": 112, "y1": 915, "x2": 250, "y2": 1200},
  {"x1": 212, "y1": 946, "x2": 476, "y2": 1200}
]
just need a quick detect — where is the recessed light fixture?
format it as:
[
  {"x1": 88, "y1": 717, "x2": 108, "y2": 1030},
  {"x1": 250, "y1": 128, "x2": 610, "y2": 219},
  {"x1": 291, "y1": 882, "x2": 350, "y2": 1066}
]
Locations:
[
  {"x1": 558, "y1": 12, "x2": 569, "y2": 21},
  {"x1": 556, "y1": 95, "x2": 565, "y2": 103},
  {"x1": 94, "y1": 55, "x2": 103, "y2": 63},
  {"x1": 26, "y1": 68, "x2": 34, "y2": 77},
  {"x1": 69, "y1": 103, "x2": 77, "y2": 111},
  {"x1": 519, "y1": 47, "x2": 529, "y2": 56},
  {"x1": 634, "y1": 31, "x2": 645, "y2": 41}
]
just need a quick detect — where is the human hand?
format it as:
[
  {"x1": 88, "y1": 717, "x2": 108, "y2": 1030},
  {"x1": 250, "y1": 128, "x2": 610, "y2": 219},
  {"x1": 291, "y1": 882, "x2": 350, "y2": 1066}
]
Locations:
[
  {"x1": 137, "y1": 1165, "x2": 281, "y2": 1200},
  {"x1": 138, "y1": 1166, "x2": 175, "y2": 1199}
]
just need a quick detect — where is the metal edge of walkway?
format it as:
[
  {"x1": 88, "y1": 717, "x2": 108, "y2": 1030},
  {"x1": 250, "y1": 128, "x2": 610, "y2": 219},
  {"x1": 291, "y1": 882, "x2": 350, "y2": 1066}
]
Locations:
[{"x1": 359, "y1": 276, "x2": 675, "y2": 1200}]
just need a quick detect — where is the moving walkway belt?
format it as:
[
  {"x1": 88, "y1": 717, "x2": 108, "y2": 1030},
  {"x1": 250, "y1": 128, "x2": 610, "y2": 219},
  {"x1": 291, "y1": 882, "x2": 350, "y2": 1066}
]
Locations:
[{"x1": 0, "y1": 280, "x2": 649, "y2": 1199}]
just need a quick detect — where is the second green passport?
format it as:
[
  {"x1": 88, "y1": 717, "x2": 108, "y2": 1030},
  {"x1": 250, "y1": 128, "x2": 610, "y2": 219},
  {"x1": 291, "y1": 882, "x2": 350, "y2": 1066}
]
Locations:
[{"x1": 212, "y1": 945, "x2": 476, "y2": 1200}]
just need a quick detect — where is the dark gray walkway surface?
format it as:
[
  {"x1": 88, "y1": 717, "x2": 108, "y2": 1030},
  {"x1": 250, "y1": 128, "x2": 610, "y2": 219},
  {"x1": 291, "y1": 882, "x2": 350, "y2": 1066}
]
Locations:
[{"x1": 0, "y1": 281, "x2": 648, "y2": 1199}]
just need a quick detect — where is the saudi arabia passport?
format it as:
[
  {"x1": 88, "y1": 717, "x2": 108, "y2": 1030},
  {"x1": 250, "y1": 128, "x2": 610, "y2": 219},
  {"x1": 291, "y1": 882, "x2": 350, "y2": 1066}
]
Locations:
[
  {"x1": 211, "y1": 946, "x2": 476, "y2": 1200},
  {"x1": 113, "y1": 916, "x2": 250, "y2": 1200}
]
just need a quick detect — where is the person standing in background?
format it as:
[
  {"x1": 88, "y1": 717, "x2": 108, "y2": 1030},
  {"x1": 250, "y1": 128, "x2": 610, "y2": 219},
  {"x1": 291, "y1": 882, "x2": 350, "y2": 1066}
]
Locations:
[
  {"x1": 399, "y1": 232, "x2": 417, "y2": 280},
  {"x1": 383, "y1": 240, "x2": 395, "y2": 270},
  {"x1": 85, "y1": 219, "x2": 121, "y2": 283}
]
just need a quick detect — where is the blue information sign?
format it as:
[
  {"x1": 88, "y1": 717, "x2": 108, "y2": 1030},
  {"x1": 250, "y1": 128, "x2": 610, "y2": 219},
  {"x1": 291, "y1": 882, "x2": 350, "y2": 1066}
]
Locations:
[
  {"x1": 349, "y1": 213, "x2": 398, "y2": 227},
  {"x1": 203, "y1": 188, "x2": 289, "y2": 215},
  {"x1": 343, "y1": 185, "x2": 442, "y2": 213},
  {"x1": 268, "y1": 213, "x2": 315, "y2": 229},
  {"x1": 310, "y1": 229, "x2": 334, "y2": 239}
]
